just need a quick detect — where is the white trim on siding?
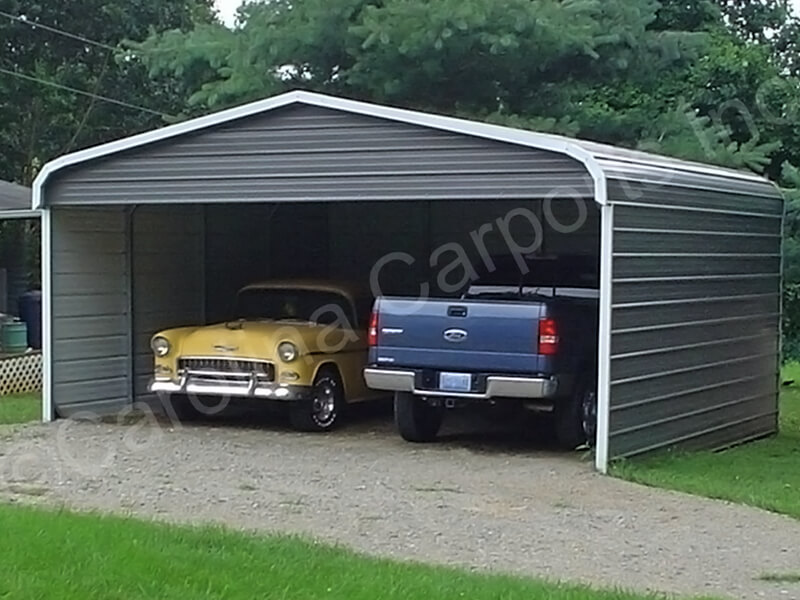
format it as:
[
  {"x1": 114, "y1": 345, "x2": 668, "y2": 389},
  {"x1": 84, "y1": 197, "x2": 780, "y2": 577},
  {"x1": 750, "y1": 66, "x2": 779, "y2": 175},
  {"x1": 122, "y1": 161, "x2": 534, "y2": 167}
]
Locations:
[
  {"x1": 595, "y1": 203, "x2": 614, "y2": 473},
  {"x1": 41, "y1": 208, "x2": 53, "y2": 423}
]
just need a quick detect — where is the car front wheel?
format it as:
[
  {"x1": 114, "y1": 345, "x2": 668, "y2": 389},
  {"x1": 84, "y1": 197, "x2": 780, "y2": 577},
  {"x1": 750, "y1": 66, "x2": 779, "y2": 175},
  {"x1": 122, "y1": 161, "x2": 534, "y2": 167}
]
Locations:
[{"x1": 290, "y1": 368, "x2": 344, "y2": 432}]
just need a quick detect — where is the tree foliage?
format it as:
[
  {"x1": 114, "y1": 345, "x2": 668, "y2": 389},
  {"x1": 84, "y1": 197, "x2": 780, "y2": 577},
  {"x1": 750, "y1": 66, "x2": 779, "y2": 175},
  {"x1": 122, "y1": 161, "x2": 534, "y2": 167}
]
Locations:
[{"x1": 0, "y1": 0, "x2": 215, "y2": 184}]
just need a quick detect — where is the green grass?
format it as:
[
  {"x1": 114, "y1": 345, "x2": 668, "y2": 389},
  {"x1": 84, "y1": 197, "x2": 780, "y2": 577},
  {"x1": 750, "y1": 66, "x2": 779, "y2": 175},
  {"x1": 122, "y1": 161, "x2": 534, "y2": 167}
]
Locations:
[
  {"x1": 0, "y1": 392, "x2": 40, "y2": 425},
  {"x1": 0, "y1": 504, "x2": 713, "y2": 600},
  {"x1": 611, "y1": 364, "x2": 800, "y2": 520}
]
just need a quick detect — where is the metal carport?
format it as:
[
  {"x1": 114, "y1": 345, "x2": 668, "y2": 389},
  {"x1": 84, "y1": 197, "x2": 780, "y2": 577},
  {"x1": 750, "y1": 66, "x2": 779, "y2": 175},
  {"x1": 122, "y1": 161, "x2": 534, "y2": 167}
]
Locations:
[{"x1": 32, "y1": 91, "x2": 783, "y2": 472}]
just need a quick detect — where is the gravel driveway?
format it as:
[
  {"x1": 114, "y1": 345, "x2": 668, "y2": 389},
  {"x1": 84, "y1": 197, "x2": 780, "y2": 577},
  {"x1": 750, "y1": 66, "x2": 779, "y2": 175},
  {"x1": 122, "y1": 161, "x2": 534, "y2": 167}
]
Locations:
[{"x1": 1, "y1": 404, "x2": 799, "y2": 600}]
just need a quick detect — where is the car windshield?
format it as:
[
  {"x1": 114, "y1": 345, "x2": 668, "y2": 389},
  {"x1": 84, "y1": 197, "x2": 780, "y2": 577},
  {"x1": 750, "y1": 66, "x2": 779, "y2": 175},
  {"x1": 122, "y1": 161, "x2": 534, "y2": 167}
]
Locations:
[{"x1": 236, "y1": 288, "x2": 355, "y2": 327}]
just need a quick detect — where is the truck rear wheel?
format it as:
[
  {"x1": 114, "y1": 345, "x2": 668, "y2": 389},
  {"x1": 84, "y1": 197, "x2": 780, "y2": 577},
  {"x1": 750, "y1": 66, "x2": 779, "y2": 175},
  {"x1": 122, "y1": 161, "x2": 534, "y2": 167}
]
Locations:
[
  {"x1": 555, "y1": 376, "x2": 597, "y2": 450},
  {"x1": 394, "y1": 392, "x2": 443, "y2": 442}
]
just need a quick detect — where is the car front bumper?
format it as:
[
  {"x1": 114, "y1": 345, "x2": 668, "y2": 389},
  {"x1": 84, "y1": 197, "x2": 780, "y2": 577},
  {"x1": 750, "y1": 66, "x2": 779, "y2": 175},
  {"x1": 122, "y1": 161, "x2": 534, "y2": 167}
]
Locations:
[
  {"x1": 363, "y1": 368, "x2": 558, "y2": 400},
  {"x1": 149, "y1": 375, "x2": 309, "y2": 401}
]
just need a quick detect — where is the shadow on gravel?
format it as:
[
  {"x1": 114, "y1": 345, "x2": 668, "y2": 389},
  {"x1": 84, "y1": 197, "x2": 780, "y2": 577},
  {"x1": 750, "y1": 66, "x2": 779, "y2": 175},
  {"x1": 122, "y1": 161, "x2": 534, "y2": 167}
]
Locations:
[
  {"x1": 437, "y1": 407, "x2": 570, "y2": 456},
  {"x1": 152, "y1": 397, "x2": 579, "y2": 459}
]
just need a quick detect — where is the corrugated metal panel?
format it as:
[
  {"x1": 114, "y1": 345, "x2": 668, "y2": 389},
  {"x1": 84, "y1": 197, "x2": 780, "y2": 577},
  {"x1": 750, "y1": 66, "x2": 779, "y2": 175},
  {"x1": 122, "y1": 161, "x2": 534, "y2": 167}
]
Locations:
[
  {"x1": 268, "y1": 203, "x2": 329, "y2": 278},
  {"x1": 51, "y1": 207, "x2": 130, "y2": 417},
  {"x1": 607, "y1": 179, "x2": 782, "y2": 458},
  {"x1": 45, "y1": 105, "x2": 592, "y2": 206},
  {"x1": 597, "y1": 159, "x2": 781, "y2": 201},
  {"x1": 204, "y1": 204, "x2": 273, "y2": 323},
  {"x1": 132, "y1": 206, "x2": 204, "y2": 401}
]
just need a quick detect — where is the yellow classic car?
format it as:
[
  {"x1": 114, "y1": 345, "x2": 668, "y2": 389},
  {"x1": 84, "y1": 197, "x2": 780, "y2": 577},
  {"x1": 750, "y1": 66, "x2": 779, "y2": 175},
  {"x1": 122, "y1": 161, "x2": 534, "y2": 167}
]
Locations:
[{"x1": 148, "y1": 280, "x2": 376, "y2": 431}]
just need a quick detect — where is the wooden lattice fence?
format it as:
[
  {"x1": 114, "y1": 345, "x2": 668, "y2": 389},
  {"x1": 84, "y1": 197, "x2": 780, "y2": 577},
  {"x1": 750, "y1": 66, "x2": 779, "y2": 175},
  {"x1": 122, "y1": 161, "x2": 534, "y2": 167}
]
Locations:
[{"x1": 0, "y1": 351, "x2": 42, "y2": 395}]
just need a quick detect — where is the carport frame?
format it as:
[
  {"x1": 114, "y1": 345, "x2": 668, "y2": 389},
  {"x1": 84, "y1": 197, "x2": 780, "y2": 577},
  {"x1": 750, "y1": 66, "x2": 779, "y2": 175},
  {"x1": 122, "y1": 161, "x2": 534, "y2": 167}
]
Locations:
[{"x1": 32, "y1": 91, "x2": 782, "y2": 473}]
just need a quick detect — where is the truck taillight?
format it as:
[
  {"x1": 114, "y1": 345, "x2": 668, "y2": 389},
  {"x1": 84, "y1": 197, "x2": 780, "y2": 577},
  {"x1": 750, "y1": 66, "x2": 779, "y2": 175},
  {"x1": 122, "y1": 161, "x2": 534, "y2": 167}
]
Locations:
[
  {"x1": 368, "y1": 310, "x2": 379, "y2": 346},
  {"x1": 538, "y1": 318, "x2": 559, "y2": 355}
]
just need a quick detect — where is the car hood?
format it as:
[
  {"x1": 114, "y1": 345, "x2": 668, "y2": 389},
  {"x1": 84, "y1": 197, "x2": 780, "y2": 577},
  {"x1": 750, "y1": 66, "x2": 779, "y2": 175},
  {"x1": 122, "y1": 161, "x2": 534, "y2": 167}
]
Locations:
[{"x1": 176, "y1": 320, "x2": 352, "y2": 359}]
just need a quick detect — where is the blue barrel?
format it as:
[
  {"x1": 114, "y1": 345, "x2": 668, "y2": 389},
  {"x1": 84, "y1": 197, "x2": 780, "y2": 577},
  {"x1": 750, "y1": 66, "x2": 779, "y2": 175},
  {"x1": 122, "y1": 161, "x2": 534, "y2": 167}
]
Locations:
[
  {"x1": 18, "y1": 290, "x2": 42, "y2": 350},
  {"x1": 1, "y1": 319, "x2": 28, "y2": 354}
]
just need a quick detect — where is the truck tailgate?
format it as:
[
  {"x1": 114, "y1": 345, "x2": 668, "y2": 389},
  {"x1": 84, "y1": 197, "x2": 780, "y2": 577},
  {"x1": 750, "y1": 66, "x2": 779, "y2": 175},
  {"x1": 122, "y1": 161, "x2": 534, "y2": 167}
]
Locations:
[{"x1": 373, "y1": 297, "x2": 544, "y2": 373}]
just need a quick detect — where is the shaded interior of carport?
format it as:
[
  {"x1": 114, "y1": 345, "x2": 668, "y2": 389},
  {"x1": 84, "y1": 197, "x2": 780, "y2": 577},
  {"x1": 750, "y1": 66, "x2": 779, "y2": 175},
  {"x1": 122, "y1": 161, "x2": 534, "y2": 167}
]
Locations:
[{"x1": 34, "y1": 91, "x2": 783, "y2": 472}]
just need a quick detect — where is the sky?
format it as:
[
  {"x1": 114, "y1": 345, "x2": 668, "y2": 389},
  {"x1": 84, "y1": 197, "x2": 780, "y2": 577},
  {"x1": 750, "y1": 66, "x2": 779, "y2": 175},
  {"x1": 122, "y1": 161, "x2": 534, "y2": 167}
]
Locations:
[
  {"x1": 214, "y1": 0, "x2": 800, "y2": 28},
  {"x1": 215, "y1": 0, "x2": 241, "y2": 26}
]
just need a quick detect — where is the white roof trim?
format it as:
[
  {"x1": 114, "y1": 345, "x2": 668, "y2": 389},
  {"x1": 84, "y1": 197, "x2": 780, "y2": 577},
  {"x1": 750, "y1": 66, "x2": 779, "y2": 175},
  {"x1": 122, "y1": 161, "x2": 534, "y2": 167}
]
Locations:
[
  {"x1": 0, "y1": 209, "x2": 40, "y2": 219},
  {"x1": 32, "y1": 89, "x2": 778, "y2": 210}
]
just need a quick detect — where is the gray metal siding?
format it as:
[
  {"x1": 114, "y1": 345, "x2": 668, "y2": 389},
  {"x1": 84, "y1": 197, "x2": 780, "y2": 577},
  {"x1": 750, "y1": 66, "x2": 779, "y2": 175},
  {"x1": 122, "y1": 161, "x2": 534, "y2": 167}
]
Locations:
[
  {"x1": 0, "y1": 179, "x2": 30, "y2": 210},
  {"x1": 45, "y1": 105, "x2": 592, "y2": 206},
  {"x1": 328, "y1": 201, "x2": 429, "y2": 296},
  {"x1": 51, "y1": 207, "x2": 130, "y2": 416},
  {"x1": 132, "y1": 206, "x2": 204, "y2": 401},
  {"x1": 607, "y1": 179, "x2": 782, "y2": 458}
]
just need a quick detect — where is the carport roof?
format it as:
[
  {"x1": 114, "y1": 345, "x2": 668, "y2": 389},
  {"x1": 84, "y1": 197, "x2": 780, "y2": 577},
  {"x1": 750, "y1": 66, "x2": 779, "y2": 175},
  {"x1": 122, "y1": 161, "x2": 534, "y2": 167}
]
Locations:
[
  {"x1": 33, "y1": 90, "x2": 781, "y2": 209},
  {"x1": 0, "y1": 179, "x2": 37, "y2": 219}
]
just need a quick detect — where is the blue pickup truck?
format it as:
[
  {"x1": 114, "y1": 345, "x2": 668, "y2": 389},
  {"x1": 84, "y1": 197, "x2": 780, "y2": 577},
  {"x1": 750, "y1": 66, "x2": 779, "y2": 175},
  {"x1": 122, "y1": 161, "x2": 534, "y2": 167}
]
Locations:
[{"x1": 364, "y1": 255, "x2": 599, "y2": 449}]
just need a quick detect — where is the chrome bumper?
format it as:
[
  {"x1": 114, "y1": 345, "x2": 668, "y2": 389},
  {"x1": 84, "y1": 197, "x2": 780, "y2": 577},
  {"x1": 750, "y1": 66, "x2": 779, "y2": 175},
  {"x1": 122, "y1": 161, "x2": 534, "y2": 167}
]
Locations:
[
  {"x1": 363, "y1": 368, "x2": 558, "y2": 400},
  {"x1": 149, "y1": 374, "x2": 306, "y2": 401}
]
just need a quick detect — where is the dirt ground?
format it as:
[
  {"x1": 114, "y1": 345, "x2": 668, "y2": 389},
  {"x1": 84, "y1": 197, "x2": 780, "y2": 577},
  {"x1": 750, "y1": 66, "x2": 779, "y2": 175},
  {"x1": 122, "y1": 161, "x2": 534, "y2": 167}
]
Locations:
[{"x1": 1, "y1": 404, "x2": 799, "y2": 600}]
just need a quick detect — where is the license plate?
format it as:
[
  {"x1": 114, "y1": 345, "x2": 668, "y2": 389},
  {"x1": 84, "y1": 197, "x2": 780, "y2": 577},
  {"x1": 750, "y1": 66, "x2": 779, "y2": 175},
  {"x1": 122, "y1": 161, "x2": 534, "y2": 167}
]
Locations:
[{"x1": 439, "y1": 372, "x2": 472, "y2": 392}]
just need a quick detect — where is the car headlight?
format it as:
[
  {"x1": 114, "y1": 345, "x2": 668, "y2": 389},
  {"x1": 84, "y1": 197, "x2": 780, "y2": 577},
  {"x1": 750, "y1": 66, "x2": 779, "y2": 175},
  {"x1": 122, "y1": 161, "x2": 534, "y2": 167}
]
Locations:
[
  {"x1": 278, "y1": 341, "x2": 298, "y2": 362},
  {"x1": 151, "y1": 336, "x2": 171, "y2": 357}
]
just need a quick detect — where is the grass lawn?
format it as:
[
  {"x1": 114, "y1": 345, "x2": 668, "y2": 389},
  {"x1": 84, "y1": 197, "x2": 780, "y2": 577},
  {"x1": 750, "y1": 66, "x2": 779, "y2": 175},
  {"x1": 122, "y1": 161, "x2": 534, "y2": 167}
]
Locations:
[
  {"x1": 0, "y1": 392, "x2": 40, "y2": 425},
  {"x1": 611, "y1": 364, "x2": 800, "y2": 520},
  {"x1": 0, "y1": 504, "x2": 714, "y2": 600}
]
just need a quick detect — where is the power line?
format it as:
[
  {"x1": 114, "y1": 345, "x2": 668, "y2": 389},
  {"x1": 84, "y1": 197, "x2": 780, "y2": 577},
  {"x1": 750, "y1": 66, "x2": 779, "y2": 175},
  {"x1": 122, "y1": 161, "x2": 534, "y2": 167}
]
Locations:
[
  {"x1": 0, "y1": 10, "x2": 173, "y2": 121},
  {"x1": 0, "y1": 67, "x2": 172, "y2": 118},
  {"x1": 0, "y1": 9, "x2": 120, "y2": 52}
]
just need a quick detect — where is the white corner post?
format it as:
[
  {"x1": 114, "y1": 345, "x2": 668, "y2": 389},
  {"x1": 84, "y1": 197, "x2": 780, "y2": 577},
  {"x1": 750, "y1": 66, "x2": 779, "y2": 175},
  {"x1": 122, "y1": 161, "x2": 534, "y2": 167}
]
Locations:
[
  {"x1": 41, "y1": 207, "x2": 53, "y2": 422},
  {"x1": 595, "y1": 202, "x2": 614, "y2": 473}
]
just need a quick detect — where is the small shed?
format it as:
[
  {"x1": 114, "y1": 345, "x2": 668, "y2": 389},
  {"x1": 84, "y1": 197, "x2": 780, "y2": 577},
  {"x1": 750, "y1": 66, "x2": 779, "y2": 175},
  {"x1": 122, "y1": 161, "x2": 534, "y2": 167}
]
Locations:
[
  {"x1": 32, "y1": 91, "x2": 783, "y2": 472},
  {"x1": 0, "y1": 179, "x2": 36, "y2": 219},
  {"x1": 0, "y1": 180, "x2": 38, "y2": 315}
]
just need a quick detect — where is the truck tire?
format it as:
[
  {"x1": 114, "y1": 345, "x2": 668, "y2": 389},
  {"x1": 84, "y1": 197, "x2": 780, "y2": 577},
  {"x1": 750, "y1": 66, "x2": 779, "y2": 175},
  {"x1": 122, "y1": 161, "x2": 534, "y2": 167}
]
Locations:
[
  {"x1": 394, "y1": 392, "x2": 443, "y2": 442},
  {"x1": 554, "y1": 376, "x2": 597, "y2": 450},
  {"x1": 290, "y1": 367, "x2": 343, "y2": 432}
]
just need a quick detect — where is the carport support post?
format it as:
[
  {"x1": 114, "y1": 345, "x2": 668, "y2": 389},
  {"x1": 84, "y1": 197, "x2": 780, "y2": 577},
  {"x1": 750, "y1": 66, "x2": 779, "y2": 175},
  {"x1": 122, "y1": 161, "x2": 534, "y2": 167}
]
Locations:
[
  {"x1": 595, "y1": 203, "x2": 613, "y2": 473},
  {"x1": 41, "y1": 207, "x2": 53, "y2": 422}
]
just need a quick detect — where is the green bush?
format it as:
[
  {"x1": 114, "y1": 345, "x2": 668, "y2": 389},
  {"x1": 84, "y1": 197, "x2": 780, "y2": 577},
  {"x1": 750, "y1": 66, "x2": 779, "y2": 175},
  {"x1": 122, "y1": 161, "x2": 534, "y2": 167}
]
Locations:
[{"x1": 784, "y1": 283, "x2": 800, "y2": 362}]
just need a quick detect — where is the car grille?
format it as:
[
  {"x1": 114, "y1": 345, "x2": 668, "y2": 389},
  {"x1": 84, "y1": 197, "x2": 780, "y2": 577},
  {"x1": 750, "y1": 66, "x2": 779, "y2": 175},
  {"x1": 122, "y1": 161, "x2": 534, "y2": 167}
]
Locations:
[{"x1": 178, "y1": 358, "x2": 274, "y2": 380}]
